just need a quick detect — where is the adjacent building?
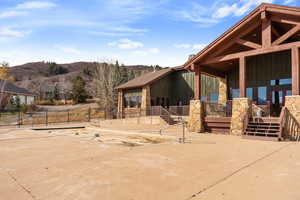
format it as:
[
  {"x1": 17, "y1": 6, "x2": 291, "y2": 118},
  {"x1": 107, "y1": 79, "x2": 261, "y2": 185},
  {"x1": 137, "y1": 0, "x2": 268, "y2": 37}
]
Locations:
[{"x1": 0, "y1": 79, "x2": 36, "y2": 107}]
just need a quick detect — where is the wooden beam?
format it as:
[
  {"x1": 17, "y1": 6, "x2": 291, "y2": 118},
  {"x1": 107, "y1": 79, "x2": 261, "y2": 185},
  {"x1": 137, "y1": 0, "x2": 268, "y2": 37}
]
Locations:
[
  {"x1": 262, "y1": 19, "x2": 272, "y2": 47},
  {"x1": 271, "y1": 25, "x2": 280, "y2": 38},
  {"x1": 292, "y1": 46, "x2": 300, "y2": 95},
  {"x1": 239, "y1": 56, "x2": 246, "y2": 98},
  {"x1": 261, "y1": 11, "x2": 267, "y2": 21},
  {"x1": 208, "y1": 22, "x2": 261, "y2": 58},
  {"x1": 271, "y1": 15, "x2": 300, "y2": 26},
  {"x1": 198, "y1": 66, "x2": 226, "y2": 78},
  {"x1": 201, "y1": 41, "x2": 300, "y2": 65},
  {"x1": 194, "y1": 67, "x2": 201, "y2": 100},
  {"x1": 267, "y1": 7, "x2": 300, "y2": 18},
  {"x1": 236, "y1": 38, "x2": 262, "y2": 49},
  {"x1": 272, "y1": 25, "x2": 300, "y2": 46}
]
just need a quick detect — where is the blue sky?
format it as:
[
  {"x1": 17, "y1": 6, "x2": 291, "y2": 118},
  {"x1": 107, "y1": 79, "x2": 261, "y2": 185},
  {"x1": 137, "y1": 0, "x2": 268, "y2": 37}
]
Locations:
[{"x1": 0, "y1": 0, "x2": 298, "y2": 67}]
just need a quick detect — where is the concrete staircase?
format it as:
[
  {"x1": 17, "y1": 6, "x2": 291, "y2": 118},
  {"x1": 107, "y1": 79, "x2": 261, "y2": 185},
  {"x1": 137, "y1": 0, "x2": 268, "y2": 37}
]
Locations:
[{"x1": 243, "y1": 118, "x2": 281, "y2": 141}]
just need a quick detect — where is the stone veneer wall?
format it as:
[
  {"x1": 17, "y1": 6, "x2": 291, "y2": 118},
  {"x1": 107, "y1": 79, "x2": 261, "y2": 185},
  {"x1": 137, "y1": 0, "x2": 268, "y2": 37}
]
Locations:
[
  {"x1": 117, "y1": 90, "x2": 123, "y2": 118},
  {"x1": 285, "y1": 96, "x2": 300, "y2": 123},
  {"x1": 141, "y1": 85, "x2": 151, "y2": 115},
  {"x1": 218, "y1": 77, "x2": 227, "y2": 105},
  {"x1": 188, "y1": 100, "x2": 204, "y2": 133},
  {"x1": 283, "y1": 96, "x2": 300, "y2": 140},
  {"x1": 230, "y1": 98, "x2": 252, "y2": 136}
]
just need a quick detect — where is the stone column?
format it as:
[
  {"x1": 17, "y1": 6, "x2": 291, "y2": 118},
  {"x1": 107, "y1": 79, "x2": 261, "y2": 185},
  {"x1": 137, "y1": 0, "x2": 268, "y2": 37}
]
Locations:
[
  {"x1": 284, "y1": 96, "x2": 300, "y2": 139},
  {"x1": 218, "y1": 77, "x2": 227, "y2": 105},
  {"x1": 117, "y1": 90, "x2": 124, "y2": 118},
  {"x1": 188, "y1": 100, "x2": 204, "y2": 133},
  {"x1": 285, "y1": 96, "x2": 300, "y2": 122},
  {"x1": 141, "y1": 85, "x2": 151, "y2": 116},
  {"x1": 230, "y1": 98, "x2": 252, "y2": 136}
]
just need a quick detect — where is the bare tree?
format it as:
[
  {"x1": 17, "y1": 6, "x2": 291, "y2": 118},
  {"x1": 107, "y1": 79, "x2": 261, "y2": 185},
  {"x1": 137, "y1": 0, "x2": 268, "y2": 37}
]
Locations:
[
  {"x1": 0, "y1": 62, "x2": 9, "y2": 108},
  {"x1": 93, "y1": 62, "x2": 123, "y2": 109}
]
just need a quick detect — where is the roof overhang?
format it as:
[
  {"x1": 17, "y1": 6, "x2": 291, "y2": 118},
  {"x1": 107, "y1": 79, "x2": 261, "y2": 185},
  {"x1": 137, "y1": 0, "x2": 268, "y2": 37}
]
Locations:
[{"x1": 183, "y1": 3, "x2": 300, "y2": 73}]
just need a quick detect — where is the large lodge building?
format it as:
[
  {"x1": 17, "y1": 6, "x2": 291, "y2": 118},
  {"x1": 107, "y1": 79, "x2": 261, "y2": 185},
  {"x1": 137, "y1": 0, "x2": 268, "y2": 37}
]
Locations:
[{"x1": 116, "y1": 3, "x2": 300, "y2": 141}]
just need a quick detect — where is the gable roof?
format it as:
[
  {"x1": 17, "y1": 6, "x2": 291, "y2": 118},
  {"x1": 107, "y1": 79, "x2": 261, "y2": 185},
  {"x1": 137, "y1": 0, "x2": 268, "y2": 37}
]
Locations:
[
  {"x1": 115, "y1": 66, "x2": 183, "y2": 90},
  {"x1": 184, "y1": 3, "x2": 300, "y2": 68},
  {"x1": 0, "y1": 79, "x2": 35, "y2": 96}
]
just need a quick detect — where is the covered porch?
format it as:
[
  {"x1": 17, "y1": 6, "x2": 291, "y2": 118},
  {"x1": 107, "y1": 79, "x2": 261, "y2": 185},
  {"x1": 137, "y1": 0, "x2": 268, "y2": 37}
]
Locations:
[{"x1": 186, "y1": 3, "x2": 300, "y2": 140}]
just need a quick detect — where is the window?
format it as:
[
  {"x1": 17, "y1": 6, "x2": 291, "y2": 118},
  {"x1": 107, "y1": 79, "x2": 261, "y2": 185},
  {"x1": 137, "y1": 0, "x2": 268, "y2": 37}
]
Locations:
[
  {"x1": 271, "y1": 79, "x2": 292, "y2": 86},
  {"x1": 161, "y1": 97, "x2": 165, "y2": 107},
  {"x1": 130, "y1": 96, "x2": 136, "y2": 107},
  {"x1": 156, "y1": 97, "x2": 160, "y2": 106},
  {"x1": 246, "y1": 88, "x2": 253, "y2": 100},
  {"x1": 124, "y1": 97, "x2": 130, "y2": 108},
  {"x1": 210, "y1": 93, "x2": 219, "y2": 103},
  {"x1": 258, "y1": 87, "x2": 267, "y2": 104},
  {"x1": 201, "y1": 96, "x2": 207, "y2": 102},
  {"x1": 137, "y1": 96, "x2": 142, "y2": 108},
  {"x1": 231, "y1": 89, "x2": 240, "y2": 99},
  {"x1": 166, "y1": 98, "x2": 170, "y2": 108}
]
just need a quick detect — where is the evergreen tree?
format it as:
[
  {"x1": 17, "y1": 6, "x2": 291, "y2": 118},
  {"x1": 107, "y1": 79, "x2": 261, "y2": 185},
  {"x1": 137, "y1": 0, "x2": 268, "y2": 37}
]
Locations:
[
  {"x1": 53, "y1": 85, "x2": 60, "y2": 100},
  {"x1": 72, "y1": 76, "x2": 88, "y2": 104}
]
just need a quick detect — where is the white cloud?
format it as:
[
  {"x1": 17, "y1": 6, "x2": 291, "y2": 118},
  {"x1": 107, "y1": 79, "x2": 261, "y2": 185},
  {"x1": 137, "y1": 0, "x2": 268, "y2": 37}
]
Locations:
[
  {"x1": 283, "y1": 0, "x2": 296, "y2": 5},
  {"x1": 0, "y1": 10, "x2": 28, "y2": 19},
  {"x1": 131, "y1": 48, "x2": 160, "y2": 57},
  {"x1": 215, "y1": 4, "x2": 238, "y2": 19},
  {"x1": 110, "y1": 26, "x2": 148, "y2": 33},
  {"x1": 87, "y1": 26, "x2": 148, "y2": 37},
  {"x1": 192, "y1": 44, "x2": 206, "y2": 50},
  {"x1": 148, "y1": 48, "x2": 160, "y2": 54},
  {"x1": 174, "y1": 44, "x2": 191, "y2": 49},
  {"x1": 214, "y1": 0, "x2": 274, "y2": 19},
  {"x1": 55, "y1": 46, "x2": 81, "y2": 55},
  {"x1": 174, "y1": 43, "x2": 206, "y2": 50},
  {"x1": 0, "y1": 27, "x2": 29, "y2": 38},
  {"x1": 16, "y1": 1, "x2": 56, "y2": 10},
  {"x1": 108, "y1": 39, "x2": 144, "y2": 49},
  {"x1": 178, "y1": 0, "x2": 275, "y2": 26}
]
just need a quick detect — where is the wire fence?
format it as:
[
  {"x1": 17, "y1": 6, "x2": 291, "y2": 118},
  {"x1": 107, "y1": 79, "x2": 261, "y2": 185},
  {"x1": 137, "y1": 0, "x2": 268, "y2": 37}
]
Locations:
[
  {"x1": 0, "y1": 105, "x2": 190, "y2": 128},
  {"x1": 0, "y1": 107, "x2": 106, "y2": 128}
]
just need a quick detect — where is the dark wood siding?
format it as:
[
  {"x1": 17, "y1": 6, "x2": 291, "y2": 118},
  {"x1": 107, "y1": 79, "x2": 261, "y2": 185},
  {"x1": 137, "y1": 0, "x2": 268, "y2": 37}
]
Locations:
[
  {"x1": 150, "y1": 69, "x2": 219, "y2": 105},
  {"x1": 228, "y1": 50, "x2": 291, "y2": 89}
]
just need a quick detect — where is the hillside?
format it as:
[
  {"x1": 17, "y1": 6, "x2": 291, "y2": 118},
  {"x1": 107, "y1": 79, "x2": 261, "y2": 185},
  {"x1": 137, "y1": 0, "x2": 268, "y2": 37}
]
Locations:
[{"x1": 11, "y1": 61, "x2": 160, "y2": 97}]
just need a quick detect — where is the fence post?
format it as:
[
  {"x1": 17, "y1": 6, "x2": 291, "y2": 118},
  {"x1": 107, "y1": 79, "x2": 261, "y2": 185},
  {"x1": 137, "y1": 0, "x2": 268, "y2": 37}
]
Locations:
[
  {"x1": 18, "y1": 111, "x2": 21, "y2": 128},
  {"x1": 68, "y1": 110, "x2": 70, "y2": 123},
  {"x1": 46, "y1": 110, "x2": 48, "y2": 126}
]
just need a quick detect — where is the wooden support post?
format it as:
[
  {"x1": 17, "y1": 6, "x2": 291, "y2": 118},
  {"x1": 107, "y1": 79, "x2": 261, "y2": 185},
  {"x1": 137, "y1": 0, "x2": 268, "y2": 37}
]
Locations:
[
  {"x1": 262, "y1": 19, "x2": 272, "y2": 47},
  {"x1": 194, "y1": 65, "x2": 201, "y2": 100},
  {"x1": 292, "y1": 47, "x2": 300, "y2": 95},
  {"x1": 239, "y1": 56, "x2": 246, "y2": 98}
]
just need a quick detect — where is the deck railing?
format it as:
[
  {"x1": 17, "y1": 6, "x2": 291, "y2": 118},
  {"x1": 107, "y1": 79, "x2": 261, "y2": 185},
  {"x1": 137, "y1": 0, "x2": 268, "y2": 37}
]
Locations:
[{"x1": 204, "y1": 101, "x2": 232, "y2": 117}]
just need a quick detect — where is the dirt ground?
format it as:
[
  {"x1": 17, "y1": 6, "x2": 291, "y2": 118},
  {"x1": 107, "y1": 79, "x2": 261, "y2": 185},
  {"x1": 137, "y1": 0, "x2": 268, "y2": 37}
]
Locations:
[{"x1": 0, "y1": 123, "x2": 300, "y2": 200}]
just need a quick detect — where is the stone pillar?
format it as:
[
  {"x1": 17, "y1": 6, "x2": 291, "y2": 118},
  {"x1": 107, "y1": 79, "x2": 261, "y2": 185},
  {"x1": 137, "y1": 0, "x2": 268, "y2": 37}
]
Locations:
[
  {"x1": 117, "y1": 90, "x2": 124, "y2": 118},
  {"x1": 141, "y1": 85, "x2": 151, "y2": 116},
  {"x1": 285, "y1": 96, "x2": 300, "y2": 123},
  {"x1": 188, "y1": 100, "x2": 204, "y2": 133},
  {"x1": 230, "y1": 98, "x2": 252, "y2": 136},
  {"x1": 218, "y1": 77, "x2": 227, "y2": 105}
]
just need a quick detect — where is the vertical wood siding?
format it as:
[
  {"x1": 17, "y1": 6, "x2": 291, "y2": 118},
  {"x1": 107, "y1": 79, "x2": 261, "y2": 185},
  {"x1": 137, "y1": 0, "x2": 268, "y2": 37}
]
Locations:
[
  {"x1": 228, "y1": 50, "x2": 291, "y2": 89},
  {"x1": 150, "y1": 70, "x2": 219, "y2": 105}
]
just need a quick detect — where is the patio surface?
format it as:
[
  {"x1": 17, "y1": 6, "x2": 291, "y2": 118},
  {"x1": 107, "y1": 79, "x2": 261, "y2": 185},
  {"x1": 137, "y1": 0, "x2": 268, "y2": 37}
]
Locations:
[{"x1": 0, "y1": 124, "x2": 299, "y2": 200}]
